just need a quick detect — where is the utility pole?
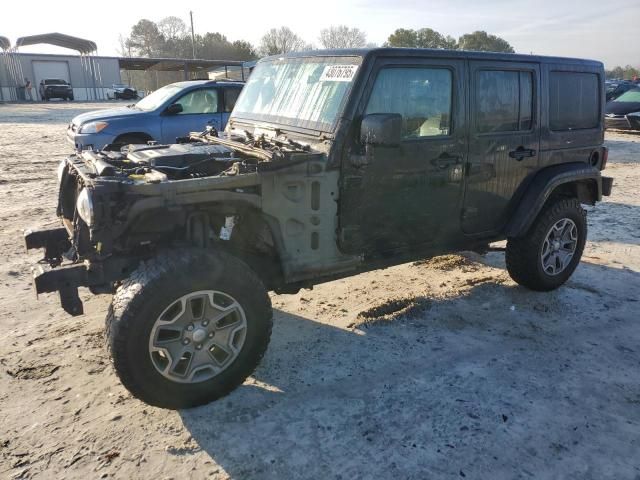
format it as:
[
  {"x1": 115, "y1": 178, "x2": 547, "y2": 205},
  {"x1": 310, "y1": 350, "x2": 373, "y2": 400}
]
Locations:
[{"x1": 190, "y1": 11, "x2": 196, "y2": 59}]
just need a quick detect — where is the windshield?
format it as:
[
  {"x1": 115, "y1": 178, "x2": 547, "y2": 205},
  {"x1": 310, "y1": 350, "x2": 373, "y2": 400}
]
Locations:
[
  {"x1": 45, "y1": 79, "x2": 66, "y2": 85},
  {"x1": 232, "y1": 56, "x2": 362, "y2": 132},
  {"x1": 614, "y1": 88, "x2": 640, "y2": 102},
  {"x1": 135, "y1": 84, "x2": 183, "y2": 111}
]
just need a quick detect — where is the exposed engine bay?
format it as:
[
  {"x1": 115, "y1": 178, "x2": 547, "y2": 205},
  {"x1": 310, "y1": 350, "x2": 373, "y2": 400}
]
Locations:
[{"x1": 76, "y1": 131, "x2": 316, "y2": 183}]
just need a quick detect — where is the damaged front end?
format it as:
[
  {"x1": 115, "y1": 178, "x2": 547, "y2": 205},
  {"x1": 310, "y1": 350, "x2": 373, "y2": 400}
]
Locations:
[{"x1": 26, "y1": 129, "x2": 320, "y2": 315}]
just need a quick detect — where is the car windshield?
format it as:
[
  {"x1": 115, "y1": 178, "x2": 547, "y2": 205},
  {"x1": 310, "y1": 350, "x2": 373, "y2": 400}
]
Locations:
[
  {"x1": 135, "y1": 84, "x2": 183, "y2": 111},
  {"x1": 45, "y1": 79, "x2": 66, "y2": 85},
  {"x1": 614, "y1": 88, "x2": 640, "y2": 102},
  {"x1": 232, "y1": 56, "x2": 362, "y2": 132}
]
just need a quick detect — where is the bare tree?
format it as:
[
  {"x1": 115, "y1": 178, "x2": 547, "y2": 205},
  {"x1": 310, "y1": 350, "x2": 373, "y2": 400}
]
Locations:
[
  {"x1": 259, "y1": 27, "x2": 311, "y2": 56},
  {"x1": 319, "y1": 25, "x2": 367, "y2": 49},
  {"x1": 158, "y1": 16, "x2": 187, "y2": 40},
  {"x1": 117, "y1": 34, "x2": 132, "y2": 57}
]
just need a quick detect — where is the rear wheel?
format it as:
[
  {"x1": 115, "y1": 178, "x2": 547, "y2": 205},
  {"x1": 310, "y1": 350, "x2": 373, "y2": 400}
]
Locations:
[
  {"x1": 105, "y1": 250, "x2": 273, "y2": 409},
  {"x1": 506, "y1": 198, "x2": 587, "y2": 291}
]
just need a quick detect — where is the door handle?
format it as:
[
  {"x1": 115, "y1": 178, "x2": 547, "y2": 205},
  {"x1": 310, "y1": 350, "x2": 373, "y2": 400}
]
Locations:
[
  {"x1": 430, "y1": 153, "x2": 461, "y2": 169},
  {"x1": 509, "y1": 146, "x2": 536, "y2": 161}
]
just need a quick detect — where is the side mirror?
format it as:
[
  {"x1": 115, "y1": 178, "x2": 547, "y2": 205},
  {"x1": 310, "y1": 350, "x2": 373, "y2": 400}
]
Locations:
[
  {"x1": 166, "y1": 103, "x2": 183, "y2": 115},
  {"x1": 360, "y1": 113, "x2": 402, "y2": 147}
]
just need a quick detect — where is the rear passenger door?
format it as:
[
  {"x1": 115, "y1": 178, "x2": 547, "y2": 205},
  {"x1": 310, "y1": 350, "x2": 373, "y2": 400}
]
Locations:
[{"x1": 462, "y1": 61, "x2": 540, "y2": 234}]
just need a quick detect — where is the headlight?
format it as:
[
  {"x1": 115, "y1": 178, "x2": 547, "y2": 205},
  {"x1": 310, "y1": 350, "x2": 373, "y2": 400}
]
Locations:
[
  {"x1": 57, "y1": 160, "x2": 66, "y2": 183},
  {"x1": 76, "y1": 188, "x2": 95, "y2": 226},
  {"x1": 79, "y1": 121, "x2": 108, "y2": 134}
]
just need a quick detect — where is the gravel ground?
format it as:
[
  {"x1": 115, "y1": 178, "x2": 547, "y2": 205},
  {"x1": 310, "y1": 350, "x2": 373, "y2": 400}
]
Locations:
[{"x1": 0, "y1": 102, "x2": 639, "y2": 480}]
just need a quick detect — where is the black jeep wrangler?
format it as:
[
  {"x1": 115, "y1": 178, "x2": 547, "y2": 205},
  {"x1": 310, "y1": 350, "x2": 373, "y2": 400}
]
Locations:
[{"x1": 26, "y1": 49, "x2": 613, "y2": 408}]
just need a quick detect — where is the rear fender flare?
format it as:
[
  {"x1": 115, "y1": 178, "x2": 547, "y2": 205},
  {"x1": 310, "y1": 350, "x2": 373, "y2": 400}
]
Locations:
[{"x1": 504, "y1": 162, "x2": 603, "y2": 238}]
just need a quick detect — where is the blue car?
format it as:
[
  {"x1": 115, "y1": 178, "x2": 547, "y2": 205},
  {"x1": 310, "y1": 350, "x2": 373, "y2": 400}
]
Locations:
[{"x1": 67, "y1": 80, "x2": 244, "y2": 150}]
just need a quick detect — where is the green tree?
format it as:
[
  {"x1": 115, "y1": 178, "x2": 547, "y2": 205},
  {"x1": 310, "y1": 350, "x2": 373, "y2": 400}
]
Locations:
[
  {"x1": 605, "y1": 66, "x2": 640, "y2": 80},
  {"x1": 457, "y1": 30, "x2": 514, "y2": 53},
  {"x1": 126, "y1": 19, "x2": 165, "y2": 56},
  {"x1": 385, "y1": 28, "x2": 457, "y2": 49},
  {"x1": 231, "y1": 40, "x2": 257, "y2": 60},
  {"x1": 123, "y1": 18, "x2": 257, "y2": 61},
  {"x1": 623, "y1": 65, "x2": 639, "y2": 79},
  {"x1": 416, "y1": 28, "x2": 456, "y2": 49},
  {"x1": 385, "y1": 28, "x2": 418, "y2": 47}
]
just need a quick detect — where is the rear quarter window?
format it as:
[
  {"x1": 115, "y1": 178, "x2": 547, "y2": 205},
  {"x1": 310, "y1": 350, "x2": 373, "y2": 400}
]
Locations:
[{"x1": 549, "y1": 72, "x2": 599, "y2": 131}]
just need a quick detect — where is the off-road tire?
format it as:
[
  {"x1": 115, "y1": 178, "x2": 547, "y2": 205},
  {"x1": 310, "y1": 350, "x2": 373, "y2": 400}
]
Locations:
[
  {"x1": 105, "y1": 249, "x2": 273, "y2": 409},
  {"x1": 506, "y1": 198, "x2": 587, "y2": 291}
]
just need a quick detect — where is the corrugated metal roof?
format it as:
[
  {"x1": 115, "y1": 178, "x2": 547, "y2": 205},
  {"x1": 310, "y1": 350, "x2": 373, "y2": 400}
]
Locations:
[
  {"x1": 118, "y1": 57, "x2": 244, "y2": 71},
  {"x1": 15, "y1": 33, "x2": 96, "y2": 54}
]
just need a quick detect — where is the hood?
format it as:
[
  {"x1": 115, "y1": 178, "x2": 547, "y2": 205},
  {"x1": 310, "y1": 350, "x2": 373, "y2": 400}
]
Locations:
[
  {"x1": 72, "y1": 106, "x2": 144, "y2": 125},
  {"x1": 605, "y1": 101, "x2": 640, "y2": 115}
]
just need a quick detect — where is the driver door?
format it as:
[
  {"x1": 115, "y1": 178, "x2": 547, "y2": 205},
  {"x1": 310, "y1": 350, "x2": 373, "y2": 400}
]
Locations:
[
  {"x1": 339, "y1": 58, "x2": 467, "y2": 255},
  {"x1": 161, "y1": 88, "x2": 222, "y2": 143}
]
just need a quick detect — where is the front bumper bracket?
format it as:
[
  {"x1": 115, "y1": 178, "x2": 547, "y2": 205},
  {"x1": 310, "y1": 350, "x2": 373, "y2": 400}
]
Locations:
[{"x1": 26, "y1": 226, "x2": 139, "y2": 316}]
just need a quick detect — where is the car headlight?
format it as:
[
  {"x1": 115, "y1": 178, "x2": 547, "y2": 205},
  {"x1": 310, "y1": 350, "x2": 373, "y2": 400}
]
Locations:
[
  {"x1": 57, "y1": 160, "x2": 67, "y2": 183},
  {"x1": 76, "y1": 188, "x2": 95, "y2": 226},
  {"x1": 79, "y1": 121, "x2": 108, "y2": 134}
]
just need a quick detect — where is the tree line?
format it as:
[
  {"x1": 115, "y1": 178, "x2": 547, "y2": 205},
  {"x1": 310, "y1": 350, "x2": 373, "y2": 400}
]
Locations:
[
  {"x1": 605, "y1": 65, "x2": 639, "y2": 80},
  {"x1": 121, "y1": 18, "x2": 638, "y2": 75},
  {"x1": 121, "y1": 19, "x2": 518, "y2": 60}
]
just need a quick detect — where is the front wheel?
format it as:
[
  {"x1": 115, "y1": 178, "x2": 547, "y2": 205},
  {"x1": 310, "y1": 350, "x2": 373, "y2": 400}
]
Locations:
[
  {"x1": 105, "y1": 250, "x2": 273, "y2": 409},
  {"x1": 506, "y1": 198, "x2": 587, "y2": 291}
]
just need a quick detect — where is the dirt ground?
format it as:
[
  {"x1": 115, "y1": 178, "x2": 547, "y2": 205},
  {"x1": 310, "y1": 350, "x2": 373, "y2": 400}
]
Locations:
[{"x1": 0, "y1": 102, "x2": 639, "y2": 480}]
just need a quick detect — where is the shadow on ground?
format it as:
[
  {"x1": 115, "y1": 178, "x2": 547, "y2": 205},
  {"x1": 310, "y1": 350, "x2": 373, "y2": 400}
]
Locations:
[{"x1": 179, "y1": 260, "x2": 640, "y2": 479}]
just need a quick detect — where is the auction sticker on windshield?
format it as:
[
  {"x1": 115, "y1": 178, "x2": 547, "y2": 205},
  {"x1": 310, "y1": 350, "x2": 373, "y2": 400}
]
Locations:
[{"x1": 320, "y1": 65, "x2": 358, "y2": 82}]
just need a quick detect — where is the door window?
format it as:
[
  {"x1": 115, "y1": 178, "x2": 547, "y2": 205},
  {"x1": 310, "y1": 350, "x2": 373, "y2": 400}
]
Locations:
[
  {"x1": 476, "y1": 70, "x2": 533, "y2": 133},
  {"x1": 365, "y1": 67, "x2": 453, "y2": 138},
  {"x1": 175, "y1": 88, "x2": 219, "y2": 114},
  {"x1": 223, "y1": 88, "x2": 242, "y2": 112}
]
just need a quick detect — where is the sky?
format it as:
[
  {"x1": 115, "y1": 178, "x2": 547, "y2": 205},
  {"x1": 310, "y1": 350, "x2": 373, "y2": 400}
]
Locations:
[{"x1": 1, "y1": 0, "x2": 638, "y2": 68}]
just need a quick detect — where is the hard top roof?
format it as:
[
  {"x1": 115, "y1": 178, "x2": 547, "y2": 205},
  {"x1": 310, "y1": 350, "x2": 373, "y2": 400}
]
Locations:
[{"x1": 261, "y1": 47, "x2": 603, "y2": 67}]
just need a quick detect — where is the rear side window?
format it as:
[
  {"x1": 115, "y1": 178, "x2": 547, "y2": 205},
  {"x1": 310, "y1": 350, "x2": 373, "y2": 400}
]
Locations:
[
  {"x1": 549, "y1": 72, "x2": 599, "y2": 131},
  {"x1": 365, "y1": 67, "x2": 453, "y2": 138},
  {"x1": 224, "y1": 88, "x2": 242, "y2": 113},
  {"x1": 476, "y1": 70, "x2": 533, "y2": 133}
]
